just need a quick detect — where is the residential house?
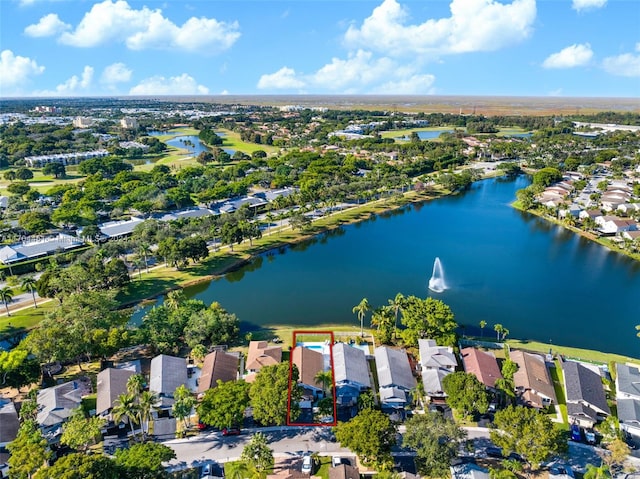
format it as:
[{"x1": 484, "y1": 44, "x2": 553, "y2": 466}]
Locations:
[
  {"x1": 245, "y1": 341, "x2": 282, "y2": 377},
  {"x1": 419, "y1": 339, "x2": 456, "y2": 401},
  {"x1": 450, "y1": 463, "x2": 490, "y2": 479},
  {"x1": 37, "y1": 378, "x2": 92, "y2": 438},
  {"x1": 329, "y1": 464, "x2": 360, "y2": 479},
  {"x1": 579, "y1": 209, "x2": 601, "y2": 222},
  {"x1": 375, "y1": 346, "x2": 416, "y2": 409},
  {"x1": 0, "y1": 400, "x2": 19, "y2": 449},
  {"x1": 511, "y1": 350, "x2": 557, "y2": 409},
  {"x1": 96, "y1": 367, "x2": 135, "y2": 416},
  {"x1": 149, "y1": 354, "x2": 188, "y2": 408},
  {"x1": 561, "y1": 360, "x2": 610, "y2": 428},
  {"x1": 622, "y1": 231, "x2": 640, "y2": 241},
  {"x1": 291, "y1": 346, "x2": 324, "y2": 400},
  {"x1": 98, "y1": 217, "x2": 145, "y2": 240},
  {"x1": 460, "y1": 347, "x2": 503, "y2": 390},
  {"x1": 595, "y1": 215, "x2": 637, "y2": 235},
  {"x1": 198, "y1": 350, "x2": 239, "y2": 394},
  {"x1": 0, "y1": 234, "x2": 85, "y2": 265},
  {"x1": 333, "y1": 342, "x2": 371, "y2": 407},
  {"x1": 615, "y1": 363, "x2": 640, "y2": 438}
]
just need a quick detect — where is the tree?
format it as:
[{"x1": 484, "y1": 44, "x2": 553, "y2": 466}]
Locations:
[
  {"x1": 172, "y1": 384, "x2": 196, "y2": 432},
  {"x1": 60, "y1": 407, "x2": 105, "y2": 452},
  {"x1": 289, "y1": 210, "x2": 311, "y2": 231},
  {"x1": 334, "y1": 408, "x2": 397, "y2": 468},
  {"x1": 226, "y1": 461, "x2": 255, "y2": 479},
  {"x1": 7, "y1": 420, "x2": 52, "y2": 479},
  {"x1": 250, "y1": 362, "x2": 300, "y2": 426},
  {"x1": 532, "y1": 167, "x2": 562, "y2": 187},
  {"x1": 370, "y1": 305, "x2": 395, "y2": 345},
  {"x1": 183, "y1": 301, "x2": 240, "y2": 349},
  {"x1": 388, "y1": 293, "x2": 405, "y2": 340},
  {"x1": 314, "y1": 370, "x2": 333, "y2": 396},
  {"x1": 241, "y1": 432, "x2": 274, "y2": 478},
  {"x1": 601, "y1": 438, "x2": 630, "y2": 473},
  {"x1": 479, "y1": 320, "x2": 487, "y2": 338},
  {"x1": 7, "y1": 181, "x2": 31, "y2": 197},
  {"x1": 21, "y1": 276, "x2": 38, "y2": 308},
  {"x1": 516, "y1": 187, "x2": 536, "y2": 210},
  {"x1": 442, "y1": 372, "x2": 489, "y2": 419},
  {"x1": 490, "y1": 405, "x2": 566, "y2": 471},
  {"x1": 15, "y1": 167, "x2": 34, "y2": 181},
  {"x1": 400, "y1": 296, "x2": 458, "y2": 347},
  {"x1": 33, "y1": 453, "x2": 119, "y2": 479},
  {"x1": 42, "y1": 162, "x2": 66, "y2": 179},
  {"x1": 198, "y1": 379, "x2": 250, "y2": 429},
  {"x1": 403, "y1": 412, "x2": 467, "y2": 478},
  {"x1": 0, "y1": 287, "x2": 14, "y2": 316},
  {"x1": 494, "y1": 324, "x2": 504, "y2": 341},
  {"x1": 352, "y1": 297, "x2": 370, "y2": 337},
  {"x1": 357, "y1": 390, "x2": 376, "y2": 411},
  {"x1": 137, "y1": 390, "x2": 159, "y2": 441},
  {"x1": 115, "y1": 442, "x2": 176, "y2": 479},
  {"x1": 112, "y1": 392, "x2": 139, "y2": 436},
  {"x1": 4, "y1": 170, "x2": 16, "y2": 182},
  {"x1": 0, "y1": 348, "x2": 40, "y2": 389},
  {"x1": 18, "y1": 211, "x2": 51, "y2": 234}
]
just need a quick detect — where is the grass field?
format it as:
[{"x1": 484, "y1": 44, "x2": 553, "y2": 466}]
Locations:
[{"x1": 506, "y1": 338, "x2": 639, "y2": 364}]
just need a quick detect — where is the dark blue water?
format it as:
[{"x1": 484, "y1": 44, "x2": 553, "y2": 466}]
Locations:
[
  {"x1": 167, "y1": 176, "x2": 638, "y2": 358},
  {"x1": 166, "y1": 135, "x2": 235, "y2": 156}
]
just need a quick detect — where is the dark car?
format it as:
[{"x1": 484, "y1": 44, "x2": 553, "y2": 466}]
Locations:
[
  {"x1": 570, "y1": 424, "x2": 583, "y2": 442},
  {"x1": 486, "y1": 446, "x2": 504, "y2": 458},
  {"x1": 222, "y1": 427, "x2": 241, "y2": 436}
]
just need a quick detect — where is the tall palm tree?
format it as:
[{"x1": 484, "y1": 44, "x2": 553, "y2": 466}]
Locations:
[
  {"x1": 226, "y1": 460, "x2": 254, "y2": 479},
  {"x1": 0, "y1": 287, "x2": 14, "y2": 316},
  {"x1": 352, "y1": 298, "x2": 370, "y2": 337},
  {"x1": 165, "y1": 289, "x2": 184, "y2": 310},
  {"x1": 20, "y1": 276, "x2": 38, "y2": 308},
  {"x1": 137, "y1": 243, "x2": 151, "y2": 273},
  {"x1": 137, "y1": 390, "x2": 159, "y2": 441},
  {"x1": 479, "y1": 320, "x2": 487, "y2": 339},
  {"x1": 314, "y1": 370, "x2": 333, "y2": 397},
  {"x1": 126, "y1": 374, "x2": 145, "y2": 395},
  {"x1": 388, "y1": 293, "x2": 405, "y2": 340},
  {"x1": 112, "y1": 392, "x2": 139, "y2": 437}
]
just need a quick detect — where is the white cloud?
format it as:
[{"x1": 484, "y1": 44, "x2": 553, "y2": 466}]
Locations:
[
  {"x1": 0, "y1": 50, "x2": 45, "y2": 92},
  {"x1": 602, "y1": 44, "x2": 640, "y2": 77},
  {"x1": 50, "y1": 66, "x2": 94, "y2": 95},
  {"x1": 129, "y1": 73, "x2": 209, "y2": 95},
  {"x1": 58, "y1": 0, "x2": 240, "y2": 54},
  {"x1": 258, "y1": 50, "x2": 436, "y2": 94},
  {"x1": 542, "y1": 43, "x2": 593, "y2": 69},
  {"x1": 101, "y1": 62, "x2": 132, "y2": 85},
  {"x1": 17, "y1": 0, "x2": 65, "y2": 6},
  {"x1": 257, "y1": 67, "x2": 306, "y2": 90},
  {"x1": 344, "y1": 0, "x2": 536, "y2": 58},
  {"x1": 572, "y1": 0, "x2": 607, "y2": 12},
  {"x1": 24, "y1": 13, "x2": 70, "y2": 37}
]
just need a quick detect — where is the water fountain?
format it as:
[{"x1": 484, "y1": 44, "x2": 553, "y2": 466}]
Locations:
[{"x1": 428, "y1": 257, "x2": 447, "y2": 293}]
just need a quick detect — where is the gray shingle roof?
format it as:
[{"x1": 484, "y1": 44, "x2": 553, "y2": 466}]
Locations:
[
  {"x1": 149, "y1": 354, "x2": 187, "y2": 399},
  {"x1": 562, "y1": 360, "x2": 610, "y2": 416},
  {"x1": 96, "y1": 368, "x2": 135, "y2": 415},
  {"x1": 566, "y1": 402, "x2": 600, "y2": 424},
  {"x1": 0, "y1": 234, "x2": 84, "y2": 264},
  {"x1": 618, "y1": 398, "x2": 640, "y2": 426},
  {"x1": 375, "y1": 346, "x2": 416, "y2": 391},
  {"x1": 333, "y1": 343, "x2": 371, "y2": 389},
  {"x1": 98, "y1": 217, "x2": 145, "y2": 238},
  {"x1": 419, "y1": 339, "x2": 457, "y2": 369},
  {"x1": 617, "y1": 364, "x2": 640, "y2": 399},
  {"x1": 37, "y1": 379, "x2": 91, "y2": 427},
  {"x1": 0, "y1": 399, "x2": 19, "y2": 445}
]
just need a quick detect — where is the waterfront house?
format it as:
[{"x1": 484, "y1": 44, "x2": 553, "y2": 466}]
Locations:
[
  {"x1": 333, "y1": 343, "x2": 371, "y2": 407},
  {"x1": 511, "y1": 350, "x2": 557, "y2": 409},
  {"x1": 622, "y1": 230, "x2": 640, "y2": 241},
  {"x1": 198, "y1": 350, "x2": 239, "y2": 394},
  {"x1": 245, "y1": 341, "x2": 282, "y2": 376},
  {"x1": 561, "y1": 360, "x2": 610, "y2": 428},
  {"x1": 615, "y1": 363, "x2": 640, "y2": 438},
  {"x1": 375, "y1": 346, "x2": 416, "y2": 409},
  {"x1": 37, "y1": 378, "x2": 92, "y2": 439},
  {"x1": 419, "y1": 339, "x2": 456, "y2": 401},
  {"x1": 0, "y1": 400, "x2": 19, "y2": 449},
  {"x1": 149, "y1": 354, "x2": 188, "y2": 408},
  {"x1": 595, "y1": 215, "x2": 637, "y2": 235},
  {"x1": 292, "y1": 346, "x2": 325, "y2": 399},
  {"x1": 579, "y1": 209, "x2": 601, "y2": 222},
  {"x1": 460, "y1": 347, "x2": 502, "y2": 390},
  {"x1": 96, "y1": 367, "x2": 135, "y2": 417}
]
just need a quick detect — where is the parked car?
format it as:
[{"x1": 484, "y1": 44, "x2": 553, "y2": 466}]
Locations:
[
  {"x1": 584, "y1": 428, "x2": 597, "y2": 445},
  {"x1": 486, "y1": 446, "x2": 503, "y2": 458},
  {"x1": 570, "y1": 424, "x2": 583, "y2": 442},
  {"x1": 301, "y1": 454, "x2": 313, "y2": 474},
  {"x1": 332, "y1": 456, "x2": 342, "y2": 467},
  {"x1": 222, "y1": 427, "x2": 241, "y2": 436}
]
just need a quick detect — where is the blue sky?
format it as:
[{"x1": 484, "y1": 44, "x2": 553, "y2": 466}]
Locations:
[{"x1": 0, "y1": 0, "x2": 638, "y2": 98}]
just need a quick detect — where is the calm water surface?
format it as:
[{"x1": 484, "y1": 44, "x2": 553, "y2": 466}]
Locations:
[
  {"x1": 166, "y1": 135, "x2": 235, "y2": 156},
  {"x1": 169, "y1": 176, "x2": 638, "y2": 357}
]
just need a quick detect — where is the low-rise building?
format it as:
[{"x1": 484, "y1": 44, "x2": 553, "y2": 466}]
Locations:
[
  {"x1": 375, "y1": 346, "x2": 416, "y2": 409},
  {"x1": 562, "y1": 360, "x2": 610, "y2": 428},
  {"x1": 149, "y1": 354, "x2": 188, "y2": 408},
  {"x1": 615, "y1": 363, "x2": 640, "y2": 438},
  {"x1": 0, "y1": 234, "x2": 85, "y2": 265},
  {"x1": 198, "y1": 350, "x2": 239, "y2": 394},
  {"x1": 419, "y1": 339, "x2": 456, "y2": 400},
  {"x1": 96, "y1": 367, "x2": 135, "y2": 417},
  {"x1": 333, "y1": 343, "x2": 371, "y2": 407},
  {"x1": 511, "y1": 350, "x2": 557, "y2": 409},
  {"x1": 37, "y1": 378, "x2": 92, "y2": 438},
  {"x1": 460, "y1": 347, "x2": 502, "y2": 390}
]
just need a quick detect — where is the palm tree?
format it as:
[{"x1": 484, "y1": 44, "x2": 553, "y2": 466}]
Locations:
[
  {"x1": 137, "y1": 243, "x2": 151, "y2": 273},
  {"x1": 314, "y1": 370, "x2": 333, "y2": 396},
  {"x1": 126, "y1": 374, "x2": 145, "y2": 395},
  {"x1": 494, "y1": 324, "x2": 504, "y2": 342},
  {"x1": 226, "y1": 460, "x2": 254, "y2": 479},
  {"x1": 20, "y1": 276, "x2": 38, "y2": 308},
  {"x1": 137, "y1": 390, "x2": 159, "y2": 440},
  {"x1": 479, "y1": 320, "x2": 487, "y2": 339},
  {"x1": 112, "y1": 392, "x2": 139, "y2": 437},
  {"x1": 352, "y1": 298, "x2": 370, "y2": 337},
  {"x1": 0, "y1": 287, "x2": 14, "y2": 316},
  {"x1": 165, "y1": 289, "x2": 184, "y2": 310},
  {"x1": 388, "y1": 293, "x2": 405, "y2": 340}
]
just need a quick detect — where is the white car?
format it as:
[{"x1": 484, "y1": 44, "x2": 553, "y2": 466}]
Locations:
[
  {"x1": 332, "y1": 456, "x2": 342, "y2": 467},
  {"x1": 301, "y1": 455, "x2": 313, "y2": 474}
]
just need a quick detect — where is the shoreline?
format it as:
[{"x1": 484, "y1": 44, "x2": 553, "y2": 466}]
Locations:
[{"x1": 511, "y1": 200, "x2": 640, "y2": 263}]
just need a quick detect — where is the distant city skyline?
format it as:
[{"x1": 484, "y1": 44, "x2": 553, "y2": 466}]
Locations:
[{"x1": 1, "y1": 0, "x2": 639, "y2": 98}]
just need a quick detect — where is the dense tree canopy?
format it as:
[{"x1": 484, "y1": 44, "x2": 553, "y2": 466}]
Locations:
[
  {"x1": 250, "y1": 362, "x2": 300, "y2": 426},
  {"x1": 198, "y1": 379, "x2": 250, "y2": 429},
  {"x1": 33, "y1": 453, "x2": 120, "y2": 479},
  {"x1": 400, "y1": 296, "x2": 458, "y2": 347},
  {"x1": 442, "y1": 372, "x2": 489, "y2": 419}
]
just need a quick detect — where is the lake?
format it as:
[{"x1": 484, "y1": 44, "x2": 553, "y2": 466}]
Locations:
[
  {"x1": 166, "y1": 135, "x2": 235, "y2": 156},
  {"x1": 148, "y1": 176, "x2": 639, "y2": 358},
  {"x1": 417, "y1": 130, "x2": 455, "y2": 139}
]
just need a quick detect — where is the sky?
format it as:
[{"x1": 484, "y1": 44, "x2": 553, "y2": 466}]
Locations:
[{"x1": 0, "y1": 0, "x2": 639, "y2": 98}]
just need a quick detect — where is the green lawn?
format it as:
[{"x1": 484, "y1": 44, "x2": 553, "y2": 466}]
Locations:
[
  {"x1": 507, "y1": 338, "x2": 640, "y2": 364},
  {"x1": 549, "y1": 361, "x2": 568, "y2": 426},
  {"x1": 0, "y1": 300, "x2": 56, "y2": 340}
]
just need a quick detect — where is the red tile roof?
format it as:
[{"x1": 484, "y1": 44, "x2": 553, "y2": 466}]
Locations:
[{"x1": 460, "y1": 347, "x2": 503, "y2": 389}]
